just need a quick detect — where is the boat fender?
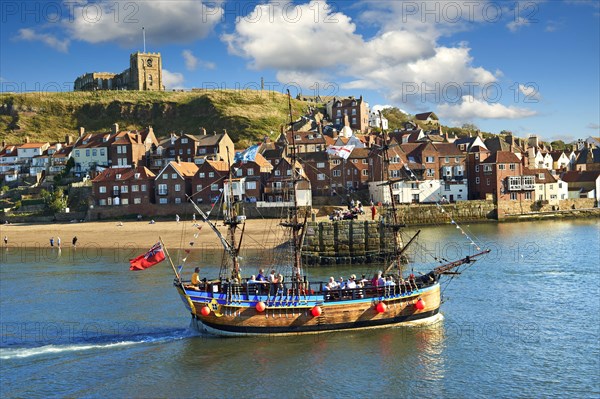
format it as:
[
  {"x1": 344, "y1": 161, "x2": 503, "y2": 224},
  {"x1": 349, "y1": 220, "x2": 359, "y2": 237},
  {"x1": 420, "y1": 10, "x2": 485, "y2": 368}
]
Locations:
[
  {"x1": 200, "y1": 306, "x2": 211, "y2": 316},
  {"x1": 414, "y1": 298, "x2": 425, "y2": 310},
  {"x1": 311, "y1": 306, "x2": 322, "y2": 317},
  {"x1": 255, "y1": 301, "x2": 266, "y2": 312},
  {"x1": 376, "y1": 302, "x2": 387, "y2": 313}
]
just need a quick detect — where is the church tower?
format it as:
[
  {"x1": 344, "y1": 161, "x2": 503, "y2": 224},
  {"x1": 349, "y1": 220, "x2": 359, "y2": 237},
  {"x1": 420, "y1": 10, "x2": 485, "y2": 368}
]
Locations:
[{"x1": 129, "y1": 52, "x2": 164, "y2": 91}]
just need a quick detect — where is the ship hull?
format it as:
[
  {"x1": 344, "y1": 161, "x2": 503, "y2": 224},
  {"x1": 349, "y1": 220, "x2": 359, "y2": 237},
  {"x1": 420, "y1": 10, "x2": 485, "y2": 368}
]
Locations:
[{"x1": 178, "y1": 282, "x2": 442, "y2": 337}]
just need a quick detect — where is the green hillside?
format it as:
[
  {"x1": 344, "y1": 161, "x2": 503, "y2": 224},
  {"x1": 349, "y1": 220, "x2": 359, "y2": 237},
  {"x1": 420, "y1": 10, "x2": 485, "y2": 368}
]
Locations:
[{"x1": 0, "y1": 90, "x2": 316, "y2": 146}]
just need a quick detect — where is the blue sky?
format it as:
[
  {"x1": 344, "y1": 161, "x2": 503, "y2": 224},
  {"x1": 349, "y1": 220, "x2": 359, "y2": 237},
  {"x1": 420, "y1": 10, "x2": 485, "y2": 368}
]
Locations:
[{"x1": 1, "y1": 0, "x2": 598, "y2": 142}]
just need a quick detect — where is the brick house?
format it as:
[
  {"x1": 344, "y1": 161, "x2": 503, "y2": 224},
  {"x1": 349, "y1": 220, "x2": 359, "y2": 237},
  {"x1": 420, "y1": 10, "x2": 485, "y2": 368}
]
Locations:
[
  {"x1": 471, "y1": 151, "x2": 535, "y2": 202},
  {"x1": 195, "y1": 130, "x2": 235, "y2": 165},
  {"x1": 298, "y1": 151, "x2": 331, "y2": 196},
  {"x1": 230, "y1": 153, "x2": 273, "y2": 201},
  {"x1": 109, "y1": 127, "x2": 157, "y2": 168},
  {"x1": 191, "y1": 159, "x2": 229, "y2": 204},
  {"x1": 92, "y1": 165, "x2": 156, "y2": 206},
  {"x1": 155, "y1": 161, "x2": 198, "y2": 205},
  {"x1": 263, "y1": 157, "x2": 310, "y2": 203},
  {"x1": 331, "y1": 96, "x2": 369, "y2": 133},
  {"x1": 277, "y1": 130, "x2": 327, "y2": 155}
]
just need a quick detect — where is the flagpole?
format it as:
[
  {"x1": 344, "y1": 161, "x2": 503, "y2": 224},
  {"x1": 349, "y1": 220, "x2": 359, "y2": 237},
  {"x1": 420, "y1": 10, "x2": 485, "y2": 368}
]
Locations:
[{"x1": 159, "y1": 236, "x2": 181, "y2": 282}]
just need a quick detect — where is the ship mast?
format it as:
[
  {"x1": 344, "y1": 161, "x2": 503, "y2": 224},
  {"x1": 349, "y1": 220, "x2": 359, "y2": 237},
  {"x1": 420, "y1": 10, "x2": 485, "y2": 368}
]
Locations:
[
  {"x1": 224, "y1": 147, "x2": 243, "y2": 281},
  {"x1": 283, "y1": 90, "x2": 304, "y2": 276},
  {"x1": 379, "y1": 110, "x2": 404, "y2": 278}
]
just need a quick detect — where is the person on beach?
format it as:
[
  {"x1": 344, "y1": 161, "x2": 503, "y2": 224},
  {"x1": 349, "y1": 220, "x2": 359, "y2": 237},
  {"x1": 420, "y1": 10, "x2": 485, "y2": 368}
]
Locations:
[
  {"x1": 72, "y1": 236, "x2": 78, "y2": 248},
  {"x1": 176, "y1": 214, "x2": 180, "y2": 223},
  {"x1": 3, "y1": 236, "x2": 7, "y2": 246},
  {"x1": 57, "y1": 236, "x2": 61, "y2": 248},
  {"x1": 50, "y1": 237, "x2": 54, "y2": 247}
]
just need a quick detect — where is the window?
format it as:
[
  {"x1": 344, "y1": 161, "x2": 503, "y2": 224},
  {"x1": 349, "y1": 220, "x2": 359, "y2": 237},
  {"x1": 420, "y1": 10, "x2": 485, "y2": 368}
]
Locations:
[
  {"x1": 317, "y1": 173, "x2": 326, "y2": 180},
  {"x1": 483, "y1": 165, "x2": 492, "y2": 173},
  {"x1": 498, "y1": 164, "x2": 505, "y2": 170},
  {"x1": 362, "y1": 159, "x2": 368, "y2": 164},
  {"x1": 445, "y1": 157, "x2": 449, "y2": 164},
  {"x1": 455, "y1": 157, "x2": 460, "y2": 163},
  {"x1": 86, "y1": 149, "x2": 90, "y2": 156},
  {"x1": 182, "y1": 138, "x2": 188, "y2": 144},
  {"x1": 352, "y1": 108, "x2": 356, "y2": 115},
  {"x1": 510, "y1": 192, "x2": 517, "y2": 200},
  {"x1": 539, "y1": 173, "x2": 545, "y2": 180},
  {"x1": 550, "y1": 194, "x2": 557, "y2": 199},
  {"x1": 247, "y1": 168, "x2": 254, "y2": 176},
  {"x1": 274, "y1": 170, "x2": 281, "y2": 176},
  {"x1": 75, "y1": 150, "x2": 80, "y2": 157},
  {"x1": 347, "y1": 169, "x2": 351, "y2": 176},
  {"x1": 134, "y1": 197, "x2": 141, "y2": 204},
  {"x1": 187, "y1": 149, "x2": 191, "y2": 155},
  {"x1": 426, "y1": 156, "x2": 434, "y2": 163},
  {"x1": 426, "y1": 169, "x2": 435, "y2": 177},
  {"x1": 209, "y1": 172, "x2": 214, "y2": 178},
  {"x1": 509, "y1": 164, "x2": 516, "y2": 170},
  {"x1": 158, "y1": 184, "x2": 167, "y2": 195},
  {"x1": 121, "y1": 198, "x2": 129, "y2": 205},
  {"x1": 175, "y1": 197, "x2": 182, "y2": 204},
  {"x1": 352, "y1": 117, "x2": 357, "y2": 125},
  {"x1": 172, "y1": 173, "x2": 177, "y2": 179},
  {"x1": 475, "y1": 177, "x2": 480, "y2": 184},
  {"x1": 175, "y1": 184, "x2": 181, "y2": 192},
  {"x1": 196, "y1": 184, "x2": 203, "y2": 192},
  {"x1": 199, "y1": 172, "x2": 205, "y2": 178},
  {"x1": 117, "y1": 146, "x2": 122, "y2": 154},
  {"x1": 332, "y1": 160, "x2": 341, "y2": 165},
  {"x1": 549, "y1": 184, "x2": 554, "y2": 190},
  {"x1": 286, "y1": 169, "x2": 292, "y2": 176},
  {"x1": 333, "y1": 170, "x2": 341, "y2": 177},
  {"x1": 99, "y1": 199, "x2": 106, "y2": 206},
  {"x1": 131, "y1": 185, "x2": 139, "y2": 192},
  {"x1": 99, "y1": 186, "x2": 106, "y2": 193},
  {"x1": 121, "y1": 185, "x2": 128, "y2": 193},
  {"x1": 92, "y1": 149, "x2": 97, "y2": 156},
  {"x1": 486, "y1": 178, "x2": 490, "y2": 186},
  {"x1": 211, "y1": 184, "x2": 219, "y2": 191},
  {"x1": 236, "y1": 169, "x2": 242, "y2": 177},
  {"x1": 159, "y1": 198, "x2": 168, "y2": 204},
  {"x1": 362, "y1": 170, "x2": 368, "y2": 176},
  {"x1": 162, "y1": 174, "x2": 168, "y2": 180},
  {"x1": 246, "y1": 181, "x2": 257, "y2": 190},
  {"x1": 141, "y1": 184, "x2": 147, "y2": 192},
  {"x1": 475, "y1": 165, "x2": 480, "y2": 172},
  {"x1": 317, "y1": 162, "x2": 325, "y2": 168},
  {"x1": 179, "y1": 149, "x2": 183, "y2": 155}
]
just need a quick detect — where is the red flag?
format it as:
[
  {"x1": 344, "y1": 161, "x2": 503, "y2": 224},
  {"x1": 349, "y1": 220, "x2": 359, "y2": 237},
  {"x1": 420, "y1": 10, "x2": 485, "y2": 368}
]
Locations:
[{"x1": 129, "y1": 242, "x2": 166, "y2": 271}]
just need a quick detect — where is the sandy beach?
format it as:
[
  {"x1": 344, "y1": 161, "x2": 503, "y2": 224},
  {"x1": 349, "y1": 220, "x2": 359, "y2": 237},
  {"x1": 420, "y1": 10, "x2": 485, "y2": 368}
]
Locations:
[{"x1": 0, "y1": 218, "x2": 301, "y2": 251}]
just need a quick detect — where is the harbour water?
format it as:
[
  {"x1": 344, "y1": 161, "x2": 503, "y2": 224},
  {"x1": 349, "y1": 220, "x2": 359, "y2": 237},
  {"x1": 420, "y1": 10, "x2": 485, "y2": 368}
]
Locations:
[{"x1": 1, "y1": 219, "x2": 599, "y2": 398}]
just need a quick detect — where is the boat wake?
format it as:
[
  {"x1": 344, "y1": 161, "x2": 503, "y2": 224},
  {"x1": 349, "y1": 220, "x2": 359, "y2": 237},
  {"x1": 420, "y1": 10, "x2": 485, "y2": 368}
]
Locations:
[{"x1": 0, "y1": 328, "x2": 197, "y2": 360}]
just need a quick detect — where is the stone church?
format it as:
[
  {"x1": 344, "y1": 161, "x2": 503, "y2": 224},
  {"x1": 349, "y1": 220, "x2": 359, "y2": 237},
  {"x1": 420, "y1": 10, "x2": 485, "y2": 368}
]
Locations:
[{"x1": 74, "y1": 52, "x2": 164, "y2": 91}]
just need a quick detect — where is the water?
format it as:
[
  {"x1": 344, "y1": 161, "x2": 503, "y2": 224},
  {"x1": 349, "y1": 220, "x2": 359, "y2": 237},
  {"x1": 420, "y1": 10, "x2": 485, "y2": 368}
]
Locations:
[{"x1": 1, "y1": 220, "x2": 598, "y2": 398}]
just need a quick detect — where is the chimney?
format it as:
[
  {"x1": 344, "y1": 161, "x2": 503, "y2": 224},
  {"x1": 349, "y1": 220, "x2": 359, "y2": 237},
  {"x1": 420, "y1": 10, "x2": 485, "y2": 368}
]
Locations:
[
  {"x1": 79, "y1": 127, "x2": 85, "y2": 137},
  {"x1": 222, "y1": 129, "x2": 227, "y2": 136},
  {"x1": 1, "y1": 140, "x2": 6, "y2": 148},
  {"x1": 318, "y1": 122, "x2": 323, "y2": 137},
  {"x1": 148, "y1": 126, "x2": 154, "y2": 136},
  {"x1": 200, "y1": 127, "x2": 207, "y2": 136},
  {"x1": 25, "y1": 136, "x2": 30, "y2": 143},
  {"x1": 112, "y1": 123, "x2": 119, "y2": 135},
  {"x1": 65, "y1": 134, "x2": 73, "y2": 145},
  {"x1": 176, "y1": 156, "x2": 181, "y2": 164},
  {"x1": 132, "y1": 161, "x2": 137, "y2": 169}
]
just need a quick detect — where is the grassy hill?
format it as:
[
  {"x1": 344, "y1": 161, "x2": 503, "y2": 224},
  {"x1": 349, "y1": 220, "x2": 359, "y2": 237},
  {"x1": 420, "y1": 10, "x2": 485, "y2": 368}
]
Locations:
[{"x1": 0, "y1": 90, "x2": 316, "y2": 146}]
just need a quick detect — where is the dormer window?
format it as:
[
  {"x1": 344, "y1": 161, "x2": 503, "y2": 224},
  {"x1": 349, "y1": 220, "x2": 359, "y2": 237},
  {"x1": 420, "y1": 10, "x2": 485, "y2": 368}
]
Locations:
[
  {"x1": 295, "y1": 135, "x2": 301, "y2": 140},
  {"x1": 181, "y1": 138, "x2": 188, "y2": 144},
  {"x1": 116, "y1": 174, "x2": 121, "y2": 179},
  {"x1": 134, "y1": 173, "x2": 140, "y2": 179},
  {"x1": 539, "y1": 173, "x2": 545, "y2": 179}
]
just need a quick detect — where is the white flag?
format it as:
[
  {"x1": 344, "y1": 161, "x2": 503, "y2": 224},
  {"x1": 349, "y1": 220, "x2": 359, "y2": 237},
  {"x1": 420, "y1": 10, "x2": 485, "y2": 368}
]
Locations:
[{"x1": 326, "y1": 144, "x2": 355, "y2": 160}]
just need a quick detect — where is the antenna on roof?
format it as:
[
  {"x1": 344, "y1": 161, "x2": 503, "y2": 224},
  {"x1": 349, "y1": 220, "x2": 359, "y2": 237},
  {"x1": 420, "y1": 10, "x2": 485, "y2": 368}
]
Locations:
[{"x1": 142, "y1": 26, "x2": 146, "y2": 53}]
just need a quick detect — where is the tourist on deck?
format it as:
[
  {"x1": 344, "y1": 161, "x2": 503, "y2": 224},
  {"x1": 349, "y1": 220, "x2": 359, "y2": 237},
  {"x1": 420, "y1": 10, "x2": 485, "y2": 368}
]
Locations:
[
  {"x1": 385, "y1": 276, "x2": 396, "y2": 286},
  {"x1": 191, "y1": 267, "x2": 201, "y2": 286},
  {"x1": 269, "y1": 269, "x2": 278, "y2": 295},
  {"x1": 325, "y1": 276, "x2": 339, "y2": 290},
  {"x1": 372, "y1": 271, "x2": 383, "y2": 286},
  {"x1": 338, "y1": 277, "x2": 346, "y2": 289},
  {"x1": 256, "y1": 268, "x2": 266, "y2": 281},
  {"x1": 346, "y1": 275, "x2": 357, "y2": 289}
]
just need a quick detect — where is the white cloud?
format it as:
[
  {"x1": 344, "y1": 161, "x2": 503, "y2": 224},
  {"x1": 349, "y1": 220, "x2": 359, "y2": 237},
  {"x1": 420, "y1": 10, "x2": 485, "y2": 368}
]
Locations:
[
  {"x1": 437, "y1": 95, "x2": 537, "y2": 120},
  {"x1": 182, "y1": 50, "x2": 198, "y2": 71},
  {"x1": 587, "y1": 123, "x2": 600, "y2": 130},
  {"x1": 15, "y1": 28, "x2": 70, "y2": 52},
  {"x1": 507, "y1": 17, "x2": 531, "y2": 32},
  {"x1": 518, "y1": 84, "x2": 541, "y2": 101},
  {"x1": 66, "y1": 1, "x2": 222, "y2": 46},
  {"x1": 162, "y1": 69, "x2": 185, "y2": 90}
]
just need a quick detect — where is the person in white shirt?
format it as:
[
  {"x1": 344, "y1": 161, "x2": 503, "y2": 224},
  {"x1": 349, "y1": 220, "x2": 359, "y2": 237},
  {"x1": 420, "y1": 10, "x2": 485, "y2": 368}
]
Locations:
[{"x1": 346, "y1": 274, "x2": 357, "y2": 289}]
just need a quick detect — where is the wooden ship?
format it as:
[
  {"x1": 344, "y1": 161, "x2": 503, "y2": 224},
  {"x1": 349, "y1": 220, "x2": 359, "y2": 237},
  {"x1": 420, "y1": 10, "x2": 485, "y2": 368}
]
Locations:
[{"x1": 170, "y1": 96, "x2": 489, "y2": 336}]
